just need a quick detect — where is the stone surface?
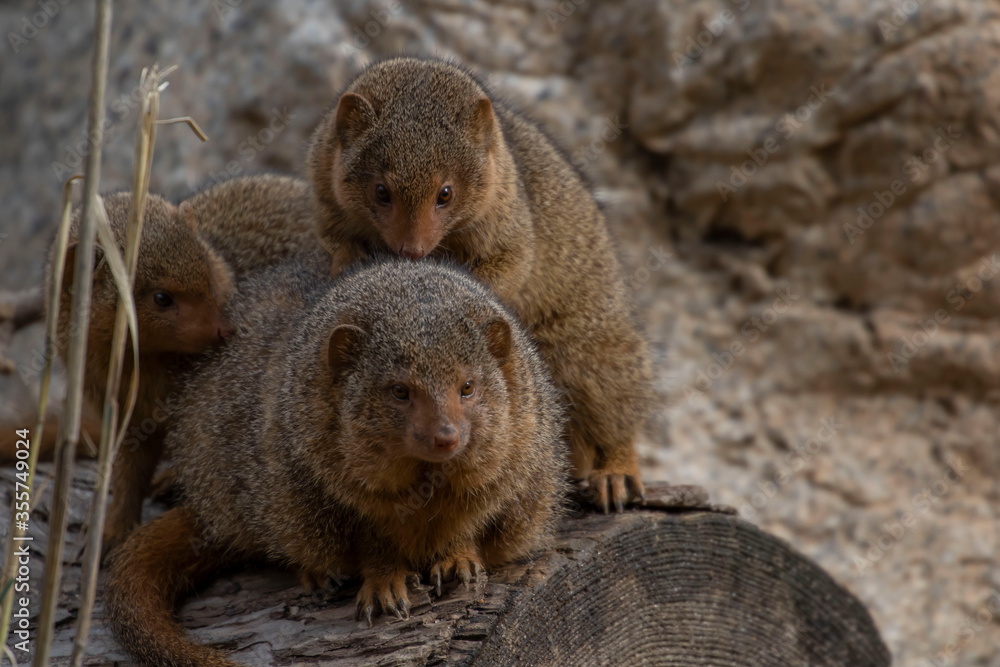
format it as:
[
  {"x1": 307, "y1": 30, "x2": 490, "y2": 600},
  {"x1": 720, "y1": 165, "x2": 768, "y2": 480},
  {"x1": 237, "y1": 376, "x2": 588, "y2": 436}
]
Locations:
[{"x1": 2, "y1": 0, "x2": 1000, "y2": 664}]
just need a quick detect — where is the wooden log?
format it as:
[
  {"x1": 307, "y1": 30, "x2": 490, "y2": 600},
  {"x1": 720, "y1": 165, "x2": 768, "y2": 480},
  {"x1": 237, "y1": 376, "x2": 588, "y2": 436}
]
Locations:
[{"x1": 1, "y1": 465, "x2": 889, "y2": 666}]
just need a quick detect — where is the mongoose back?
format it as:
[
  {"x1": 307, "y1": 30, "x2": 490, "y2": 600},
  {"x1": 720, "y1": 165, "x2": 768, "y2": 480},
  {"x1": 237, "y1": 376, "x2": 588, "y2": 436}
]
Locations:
[
  {"x1": 184, "y1": 174, "x2": 330, "y2": 276},
  {"x1": 307, "y1": 57, "x2": 652, "y2": 512},
  {"x1": 106, "y1": 259, "x2": 566, "y2": 667}
]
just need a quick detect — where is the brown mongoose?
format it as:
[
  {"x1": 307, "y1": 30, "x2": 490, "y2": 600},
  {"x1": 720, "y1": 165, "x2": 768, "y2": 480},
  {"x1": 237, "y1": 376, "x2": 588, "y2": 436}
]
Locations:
[
  {"x1": 105, "y1": 258, "x2": 567, "y2": 666},
  {"x1": 183, "y1": 173, "x2": 330, "y2": 276},
  {"x1": 0, "y1": 174, "x2": 326, "y2": 458},
  {"x1": 307, "y1": 57, "x2": 652, "y2": 512},
  {"x1": 30, "y1": 174, "x2": 329, "y2": 554},
  {"x1": 54, "y1": 191, "x2": 235, "y2": 556}
]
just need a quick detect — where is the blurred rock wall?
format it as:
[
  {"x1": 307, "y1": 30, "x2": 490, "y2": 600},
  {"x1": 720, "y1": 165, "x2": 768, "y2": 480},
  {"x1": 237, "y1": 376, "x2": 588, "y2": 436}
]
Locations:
[{"x1": 2, "y1": 0, "x2": 999, "y2": 663}]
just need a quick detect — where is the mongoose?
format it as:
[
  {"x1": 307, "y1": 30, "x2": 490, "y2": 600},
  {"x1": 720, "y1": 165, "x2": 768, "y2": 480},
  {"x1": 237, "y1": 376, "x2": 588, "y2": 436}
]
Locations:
[
  {"x1": 307, "y1": 57, "x2": 652, "y2": 512},
  {"x1": 184, "y1": 174, "x2": 330, "y2": 276},
  {"x1": 54, "y1": 191, "x2": 235, "y2": 556},
  {"x1": 105, "y1": 259, "x2": 566, "y2": 666},
  {"x1": 32, "y1": 174, "x2": 329, "y2": 554}
]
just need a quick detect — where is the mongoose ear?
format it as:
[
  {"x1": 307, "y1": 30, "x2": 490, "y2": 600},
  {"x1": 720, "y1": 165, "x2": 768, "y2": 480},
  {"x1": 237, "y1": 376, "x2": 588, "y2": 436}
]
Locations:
[
  {"x1": 483, "y1": 318, "x2": 511, "y2": 366},
  {"x1": 325, "y1": 324, "x2": 365, "y2": 379},
  {"x1": 333, "y1": 92, "x2": 376, "y2": 149},
  {"x1": 467, "y1": 98, "x2": 495, "y2": 150}
]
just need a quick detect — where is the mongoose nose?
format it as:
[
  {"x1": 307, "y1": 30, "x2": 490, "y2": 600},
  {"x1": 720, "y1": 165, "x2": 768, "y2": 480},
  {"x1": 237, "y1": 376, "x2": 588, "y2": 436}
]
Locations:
[
  {"x1": 400, "y1": 247, "x2": 426, "y2": 260},
  {"x1": 433, "y1": 424, "x2": 459, "y2": 451}
]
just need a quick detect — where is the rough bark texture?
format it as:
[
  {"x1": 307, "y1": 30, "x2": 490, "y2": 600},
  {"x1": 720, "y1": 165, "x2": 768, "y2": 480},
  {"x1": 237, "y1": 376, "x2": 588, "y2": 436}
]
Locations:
[
  {"x1": 3, "y1": 1, "x2": 999, "y2": 663},
  {"x1": 0, "y1": 469, "x2": 887, "y2": 666}
]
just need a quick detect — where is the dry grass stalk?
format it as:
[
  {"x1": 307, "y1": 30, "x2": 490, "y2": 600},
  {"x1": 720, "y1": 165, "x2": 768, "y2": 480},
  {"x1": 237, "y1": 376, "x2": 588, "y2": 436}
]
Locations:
[
  {"x1": 0, "y1": 173, "x2": 82, "y2": 653},
  {"x1": 70, "y1": 63, "x2": 160, "y2": 667},
  {"x1": 31, "y1": 0, "x2": 114, "y2": 664}
]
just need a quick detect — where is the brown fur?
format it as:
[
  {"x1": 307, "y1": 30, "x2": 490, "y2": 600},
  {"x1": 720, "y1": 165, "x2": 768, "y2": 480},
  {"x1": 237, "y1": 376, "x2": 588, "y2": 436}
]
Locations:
[
  {"x1": 184, "y1": 174, "x2": 330, "y2": 276},
  {"x1": 105, "y1": 259, "x2": 566, "y2": 666},
  {"x1": 53, "y1": 192, "x2": 234, "y2": 556},
  {"x1": 38, "y1": 175, "x2": 328, "y2": 555},
  {"x1": 307, "y1": 57, "x2": 653, "y2": 512},
  {"x1": 106, "y1": 506, "x2": 236, "y2": 667}
]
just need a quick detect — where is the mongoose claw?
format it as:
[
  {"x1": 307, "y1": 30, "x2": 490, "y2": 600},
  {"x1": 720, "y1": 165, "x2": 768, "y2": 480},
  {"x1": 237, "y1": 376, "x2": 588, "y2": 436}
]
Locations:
[
  {"x1": 430, "y1": 551, "x2": 486, "y2": 597},
  {"x1": 356, "y1": 602, "x2": 374, "y2": 627},
  {"x1": 589, "y1": 468, "x2": 646, "y2": 513},
  {"x1": 356, "y1": 569, "x2": 412, "y2": 625},
  {"x1": 432, "y1": 569, "x2": 443, "y2": 598},
  {"x1": 384, "y1": 599, "x2": 403, "y2": 620}
]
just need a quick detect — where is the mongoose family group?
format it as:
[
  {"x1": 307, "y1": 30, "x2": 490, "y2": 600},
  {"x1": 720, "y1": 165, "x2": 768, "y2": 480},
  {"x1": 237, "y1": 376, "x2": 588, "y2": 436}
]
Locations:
[
  {"x1": 7, "y1": 57, "x2": 657, "y2": 665},
  {"x1": 107, "y1": 260, "x2": 567, "y2": 666}
]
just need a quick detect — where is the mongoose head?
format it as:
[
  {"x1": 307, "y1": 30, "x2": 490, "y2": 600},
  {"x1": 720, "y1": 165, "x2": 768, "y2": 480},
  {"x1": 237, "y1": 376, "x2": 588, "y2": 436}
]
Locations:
[
  {"x1": 58, "y1": 193, "x2": 236, "y2": 356},
  {"x1": 311, "y1": 261, "x2": 520, "y2": 485},
  {"x1": 309, "y1": 58, "x2": 500, "y2": 261}
]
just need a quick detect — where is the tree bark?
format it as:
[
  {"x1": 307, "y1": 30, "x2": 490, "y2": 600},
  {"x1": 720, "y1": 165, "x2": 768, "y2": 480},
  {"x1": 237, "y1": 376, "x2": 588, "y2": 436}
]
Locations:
[{"x1": 1, "y1": 465, "x2": 889, "y2": 666}]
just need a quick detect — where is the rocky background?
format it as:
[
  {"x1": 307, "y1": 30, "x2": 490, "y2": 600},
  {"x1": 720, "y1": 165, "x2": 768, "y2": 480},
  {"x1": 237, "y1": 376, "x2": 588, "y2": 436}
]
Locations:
[{"x1": 2, "y1": 0, "x2": 999, "y2": 664}]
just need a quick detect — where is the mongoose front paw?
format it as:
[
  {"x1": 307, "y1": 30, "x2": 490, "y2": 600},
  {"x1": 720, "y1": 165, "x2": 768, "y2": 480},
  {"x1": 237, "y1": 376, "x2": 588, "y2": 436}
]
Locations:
[
  {"x1": 355, "y1": 568, "x2": 412, "y2": 626},
  {"x1": 429, "y1": 549, "x2": 486, "y2": 598},
  {"x1": 589, "y1": 465, "x2": 646, "y2": 514}
]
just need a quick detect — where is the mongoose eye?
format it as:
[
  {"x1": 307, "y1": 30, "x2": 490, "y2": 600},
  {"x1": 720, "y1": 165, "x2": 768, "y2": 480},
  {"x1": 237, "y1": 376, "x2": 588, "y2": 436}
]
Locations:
[
  {"x1": 390, "y1": 384, "x2": 410, "y2": 401},
  {"x1": 152, "y1": 292, "x2": 174, "y2": 308},
  {"x1": 460, "y1": 380, "x2": 475, "y2": 398},
  {"x1": 375, "y1": 184, "x2": 391, "y2": 205},
  {"x1": 437, "y1": 186, "x2": 453, "y2": 207}
]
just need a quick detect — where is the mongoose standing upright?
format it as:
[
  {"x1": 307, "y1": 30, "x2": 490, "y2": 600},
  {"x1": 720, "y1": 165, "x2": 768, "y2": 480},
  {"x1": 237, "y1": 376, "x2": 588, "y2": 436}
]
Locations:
[
  {"x1": 105, "y1": 259, "x2": 567, "y2": 667},
  {"x1": 42, "y1": 174, "x2": 329, "y2": 554},
  {"x1": 307, "y1": 57, "x2": 653, "y2": 512}
]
